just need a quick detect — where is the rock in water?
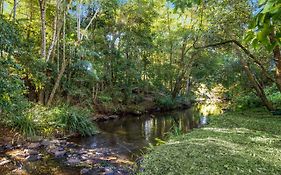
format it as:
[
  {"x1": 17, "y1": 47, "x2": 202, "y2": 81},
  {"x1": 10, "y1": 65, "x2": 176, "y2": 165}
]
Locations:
[
  {"x1": 27, "y1": 149, "x2": 39, "y2": 155},
  {"x1": 26, "y1": 155, "x2": 42, "y2": 161},
  {"x1": 67, "y1": 157, "x2": 80, "y2": 165},
  {"x1": 28, "y1": 142, "x2": 41, "y2": 149},
  {"x1": 55, "y1": 150, "x2": 66, "y2": 158},
  {"x1": 0, "y1": 158, "x2": 11, "y2": 166},
  {"x1": 80, "y1": 168, "x2": 90, "y2": 175}
]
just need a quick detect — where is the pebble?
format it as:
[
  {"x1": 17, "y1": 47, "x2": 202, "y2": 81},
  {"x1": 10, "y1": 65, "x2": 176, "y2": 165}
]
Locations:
[
  {"x1": 41, "y1": 139, "x2": 51, "y2": 147},
  {"x1": 67, "y1": 157, "x2": 80, "y2": 165},
  {"x1": 104, "y1": 167, "x2": 114, "y2": 175},
  {"x1": 5, "y1": 144, "x2": 13, "y2": 150},
  {"x1": 26, "y1": 155, "x2": 42, "y2": 161},
  {"x1": 0, "y1": 158, "x2": 11, "y2": 166},
  {"x1": 80, "y1": 168, "x2": 90, "y2": 175},
  {"x1": 28, "y1": 142, "x2": 41, "y2": 149},
  {"x1": 27, "y1": 149, "x2": 38, "y2": 155},
  {"x1": 55, "y1": 150, "x2": 66, "y2": 158}
]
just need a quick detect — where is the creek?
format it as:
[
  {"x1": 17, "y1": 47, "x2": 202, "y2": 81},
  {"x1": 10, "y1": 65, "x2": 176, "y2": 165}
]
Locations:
[{"x1": 0, "y1": 108, "x2": 203, "y2": 174}]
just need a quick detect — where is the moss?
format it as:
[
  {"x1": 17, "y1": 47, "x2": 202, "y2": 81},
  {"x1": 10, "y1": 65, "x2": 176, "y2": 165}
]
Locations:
[{"x1": 140, "y1": 109, "x2": 281, "y2": 175}]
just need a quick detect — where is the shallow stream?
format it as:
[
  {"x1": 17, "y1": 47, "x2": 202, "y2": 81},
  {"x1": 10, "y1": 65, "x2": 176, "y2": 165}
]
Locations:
[{"x1": 0, "y1": 108, "x2": 203, "y2": 174}]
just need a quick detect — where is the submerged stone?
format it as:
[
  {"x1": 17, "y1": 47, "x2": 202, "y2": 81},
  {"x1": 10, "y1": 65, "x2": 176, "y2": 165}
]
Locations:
[
  {"x1": 0, "y1": 158, "x2": 11, "y2": 166},
  {"x1": 67, "y1": 157, "x2": 80, "y2": 165},
  {"x1": 26, "y1": 154, "x2": 42, "y2": 161},
  {"x1": 26, "y1": 149, "x2": 38, "y2": 155},
  {"x1": 28, "y1": 142, "x2": 41, "y2": 149},
  {"x1": 80, "y1": 168, "x2": 90, "y2": 175},
  {"x1": 41, "y1": 139, "x2": 51, "y2": 147},
  {"x1": 54, "y1": 150, "x2": 66, "y2": 158}
]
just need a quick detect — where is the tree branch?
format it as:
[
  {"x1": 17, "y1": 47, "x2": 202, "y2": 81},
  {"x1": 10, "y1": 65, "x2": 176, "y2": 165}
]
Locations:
[{"x1": 194, "y1": 40, "x2": 275, "y2": 82}]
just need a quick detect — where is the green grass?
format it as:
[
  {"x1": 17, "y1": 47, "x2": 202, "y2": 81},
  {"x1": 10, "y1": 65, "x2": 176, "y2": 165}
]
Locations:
[
  {"x1": 5, "y1": 104, "x2": 98, "y2": 137},
  {"x1": 140, "y1": 108, "x2": 281, "y2": 175}
]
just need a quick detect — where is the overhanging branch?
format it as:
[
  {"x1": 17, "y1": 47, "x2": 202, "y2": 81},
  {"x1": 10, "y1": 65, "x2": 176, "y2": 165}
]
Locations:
[{"x1": 194, "y1": 40, "x2": 275, "y2": 82}]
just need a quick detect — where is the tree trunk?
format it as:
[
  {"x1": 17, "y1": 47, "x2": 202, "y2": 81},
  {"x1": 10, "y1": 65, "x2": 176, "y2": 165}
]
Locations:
[
  {"x1": 270, "y1": 31, "x2": 281, "y2": 92},
  {"x1": 38, "y1": 0, "x2": 46, "y2": 104},
  {"x1": 46, "y1": 8, "x2": 59, "y2": 62},
  {"x1": 240, "y1": 59, "x2": 274, "y2": 111},
  {"x1": 39, "y1": 0, "x2": 46, "y2": 60},
  {"x1": 77, "y1": 0, "x2": 81, "y2": 42},
  {"x1": 13, "y1": 0, "x2": 17, "y2": 21},
  {"x1": 47, "y1": 8, "x2": 67, "y2": 106},
  {"x1": 47, "y1": 60, "x2": 67, "y2": 106},
  {"x1": 0, "y1": 0, "x2": 3, "y2": 15}
]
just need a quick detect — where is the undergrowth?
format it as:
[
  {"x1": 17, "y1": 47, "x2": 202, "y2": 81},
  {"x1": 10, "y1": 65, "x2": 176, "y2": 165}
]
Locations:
[{"x1": 5, "y1": 104, "x2": 98, "y2": 137}]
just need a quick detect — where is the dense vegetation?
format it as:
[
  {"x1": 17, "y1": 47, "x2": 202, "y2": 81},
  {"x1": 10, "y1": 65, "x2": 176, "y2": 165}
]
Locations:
[
  {"x1": 1, "y1": 0, "x2": 280, "y2": 136},
  {"x1": 0, "y1": 0, "x2": 281, "y2": 174}
]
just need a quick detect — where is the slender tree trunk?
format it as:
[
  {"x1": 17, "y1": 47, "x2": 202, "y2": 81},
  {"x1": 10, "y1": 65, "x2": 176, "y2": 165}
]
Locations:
[
  {"x1": 47, "y1": 8, "x2": 67, "y2": 106},
  {"x1": 38, "y1": 0, "x2": 46, "y2": 104},
  {"x1": 47, "y1": 60, "x2": 67, "y2": 106},
  {"x1": 171, "y1": 42, "x2": 194, "y2": 99},
  {"x1": 240, "y1": 59, "x2": 274, "y2": 111},
  {"x1": 0, "y1": 0, "x2": 3, "y2": 15},
  {"x1": 77, "y1": 0, "x2": 81, "y2": 42},
  {"x1": 270, "y1": 31, "x2": 281, "y2": 92},
  {"x1": 39, "y1": 0, "x2": 46, "y2": 60},
  {"x1": 13, "y1": 0, "x2": 17, "y2": 21},
  {"x1": 46, "y1": 5, "x2": 59, "y2": 62}
]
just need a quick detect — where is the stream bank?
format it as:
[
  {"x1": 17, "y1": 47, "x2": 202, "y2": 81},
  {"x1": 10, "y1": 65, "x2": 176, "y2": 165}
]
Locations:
[
  {"x1": 1, "y1": 108, "x2": 198, "y2": 175},
  {"x1": 140, "y1": 109, "x2": 281, "y2": 175}
]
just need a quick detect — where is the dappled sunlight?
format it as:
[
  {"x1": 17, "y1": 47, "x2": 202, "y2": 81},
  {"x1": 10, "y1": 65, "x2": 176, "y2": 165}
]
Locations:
[
  {"x1": 166, "y1": 141, "x2": 182, "y2": 145},
  {"x1": 250, "y1": 136, "x2": 281, "y2": 144},
  {"x1": 188, "y1": 137, "x2": 243, "y2": 153},
  {"x1": 202, "y1": 127, "x2": 252, "y2": 134},
  {"x1": 199, "y1": 103, "x2": 223, "y2": 116},
  {"x1": 194, "y1": 83, "x2": 230, "y2": 116}
]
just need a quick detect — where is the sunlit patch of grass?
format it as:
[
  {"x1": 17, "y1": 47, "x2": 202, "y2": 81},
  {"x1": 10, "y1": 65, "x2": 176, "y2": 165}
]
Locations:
[{"x1": 140, "y1": 109, "x2": 281, "y2": 175}]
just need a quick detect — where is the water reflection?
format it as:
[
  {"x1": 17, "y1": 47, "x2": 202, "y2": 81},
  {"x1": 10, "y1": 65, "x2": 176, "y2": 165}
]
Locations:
[{"x1": 73, "y1": 109, "x2": 199, "y2": 160}]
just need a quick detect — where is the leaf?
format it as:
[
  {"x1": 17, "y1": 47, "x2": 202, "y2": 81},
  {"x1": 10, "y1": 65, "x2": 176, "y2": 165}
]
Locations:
[
  {"x1": 258, "y1": 0, "x2": 268, "y2": 6},
  {"x1": 262, "y1": 1, "x2": 274, "y2": 13}
]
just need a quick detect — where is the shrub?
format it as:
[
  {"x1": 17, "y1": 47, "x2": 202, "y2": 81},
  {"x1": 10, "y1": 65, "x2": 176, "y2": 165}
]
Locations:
[
  {"x1": 56, "y1": 106, "x2": 97, "y2": 136},
  {"x1": 155, "y1": 95, "x2": 175, "y2": 109},
  {"x1": 265, "y1": 85, "x2": 281, "y2": 107},
  {"x1": 5, "y1": 105, "x2": 98, "y2": 137},
  {"x1": 230, "y1": 92, "x2": 262, "y2": 110},
  {"x1": 9, "y1": 114, "x2": 38, "y2": 136}
]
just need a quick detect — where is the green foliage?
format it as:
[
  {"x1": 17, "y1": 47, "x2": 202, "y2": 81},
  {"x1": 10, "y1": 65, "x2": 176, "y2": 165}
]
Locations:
[
  {"x1": 5, "y1": 105, "x2": 97, "y2": 137},
  {"x1": 245, "y1": 0, "x2": 281, "y2": 50},
  {"x1": 0, "y1": 17, "x2": 20, "y2": 53},
  {"x1": 265, "y1": 85, "x2": 281, "y2": 107},
  {"x1": 10, "y1": 114, "x2": 38, "y2": 136},
  {"x1": 57, "y1": 106, "x2": 97, "y2": 136},
  {"x1": 231, "y1": 92, "x2": 263, "y2": 110},
  {"x1": 0, "y1": 59, "x2": 28, "y2": 114},
  {"x1": 155, "y1": 95, "x2": 175, "y2": 109}
]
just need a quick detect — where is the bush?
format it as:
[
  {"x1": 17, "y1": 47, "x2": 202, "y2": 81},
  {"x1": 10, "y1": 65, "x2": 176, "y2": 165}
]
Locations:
[
  {"x1": 57, "y1": 106, "x2": 97, "y2": 136},
  {"x1": 230, "y1": 92, "x2": 262, "y2": 110},
  {"x1": 9, "y1": 115, "x2": 38, "y2": 136},
  {"x1": 265, "y1": 85, "x2": 281, "y2": 107},
  {"x1": 5, "y1": 105, "x2": 98, "y2": 137},
  {"x1": 155, "y1": 95, "x2": 175, "y2": 109}
]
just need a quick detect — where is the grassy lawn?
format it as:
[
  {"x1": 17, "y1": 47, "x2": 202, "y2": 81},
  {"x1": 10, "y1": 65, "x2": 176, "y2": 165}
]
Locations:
[{"x1": 140, "y1": 109, "x2": 281, "y2": 175}]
